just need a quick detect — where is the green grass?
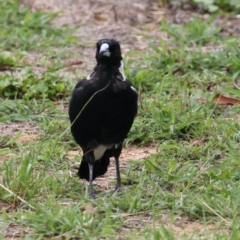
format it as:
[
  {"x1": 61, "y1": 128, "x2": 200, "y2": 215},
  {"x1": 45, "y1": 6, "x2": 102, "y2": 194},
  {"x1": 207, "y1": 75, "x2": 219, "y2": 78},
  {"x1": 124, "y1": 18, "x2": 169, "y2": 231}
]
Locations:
[
  {"x1": 166, "y1": 0, "x2": 240, "y2": 13},
  {"x1": 1, "y1": 1, "x2": 240, "y2": 239}
]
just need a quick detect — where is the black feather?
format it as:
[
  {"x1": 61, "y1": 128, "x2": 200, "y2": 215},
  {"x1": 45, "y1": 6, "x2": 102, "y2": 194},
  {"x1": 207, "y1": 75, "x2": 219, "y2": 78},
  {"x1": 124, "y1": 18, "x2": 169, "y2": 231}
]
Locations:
[{"x1": 78, "y1": 153, "x2": 110, "y2": 181}]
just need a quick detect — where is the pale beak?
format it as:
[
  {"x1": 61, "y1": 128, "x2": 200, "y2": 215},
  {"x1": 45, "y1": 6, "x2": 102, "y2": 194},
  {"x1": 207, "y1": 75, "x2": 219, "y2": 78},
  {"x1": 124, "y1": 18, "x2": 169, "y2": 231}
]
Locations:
[{"x1": 99, "y1": 43, "x2": 111, "y2": 57}]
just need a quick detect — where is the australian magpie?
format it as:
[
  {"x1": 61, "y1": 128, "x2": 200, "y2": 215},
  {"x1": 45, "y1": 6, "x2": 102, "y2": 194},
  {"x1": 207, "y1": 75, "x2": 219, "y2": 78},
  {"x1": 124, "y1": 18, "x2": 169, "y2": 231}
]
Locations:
[{"x1": 69, "y1": 39, "x2": 138, "y2": 198}]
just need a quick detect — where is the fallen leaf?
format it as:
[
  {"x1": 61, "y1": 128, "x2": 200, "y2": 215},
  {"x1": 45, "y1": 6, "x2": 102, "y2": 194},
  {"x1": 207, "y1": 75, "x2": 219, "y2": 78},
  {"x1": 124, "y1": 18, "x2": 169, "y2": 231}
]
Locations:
[
  {"x1": 66, "y1": 60, "x2": 83, "y2": 67},
  {"x1": 213, "y1": 94, "x2": 240, "y2": 105},
  {"x1": 158, "y1": 0, "x2": 166, "y2": 8},
  {"x1": 190, "y1": 139, "x2": 205, "y2": 146},
  {"x1": 197, "y1": 98, "x2": 207, "y2": 103},
  {"x1": 198, "y1": 93, "x2": 240, "y2": 105},
  {"x1": 94, "y1": 13, "x2": 108, "y2": 22},
  {"x1": 84, "y1": 204, "x2": 95, "y2": 214}
]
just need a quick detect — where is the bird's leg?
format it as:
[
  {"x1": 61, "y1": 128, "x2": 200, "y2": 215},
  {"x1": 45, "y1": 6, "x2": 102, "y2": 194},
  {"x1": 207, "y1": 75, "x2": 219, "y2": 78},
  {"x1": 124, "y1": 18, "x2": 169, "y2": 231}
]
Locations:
[
  {"x1": 114, "y1": 156, "x2": 121, "y2": 192},
  {"x1": 88, "y1": 163, "x2": 95, "y2": 199},
  {"x1": 84, "y1": 149, "x2": 96, "y2": 199}
]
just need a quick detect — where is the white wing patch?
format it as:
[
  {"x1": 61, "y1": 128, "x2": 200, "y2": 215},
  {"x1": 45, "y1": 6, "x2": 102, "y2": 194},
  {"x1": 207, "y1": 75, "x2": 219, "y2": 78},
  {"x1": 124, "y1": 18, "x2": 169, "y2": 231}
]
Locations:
[
  {"x1": 93, "y1": 145, "x2": 108, "y2": 160},
  {"x1": 93, "y1": 144, "x2": 113, "y2": 160},
  {"x1": 118, "y1": 60, "x2": 126, "y2": 81},
  {"x1": 131, "y1": 86, "x2": 138, "y2": 93},
  {"x1": 87, "y1": 71, "x2": 94, "y2": 80}
]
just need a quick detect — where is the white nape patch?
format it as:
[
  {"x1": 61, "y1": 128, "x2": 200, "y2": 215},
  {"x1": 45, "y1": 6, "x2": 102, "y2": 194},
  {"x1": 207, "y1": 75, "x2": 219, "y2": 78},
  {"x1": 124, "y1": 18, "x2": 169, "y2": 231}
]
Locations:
[
  {"x1": 131, "y1": 86, "x2": 138, "y2": 93},
  {"x1": 99, "y1": 43, "x2": 110, "y2": 57},
  {"x1": 119, "y1": 60, "x2": 126, "y2": 81},
  {"x1": 93, "y1": 144, "x2": 112, "y2": 160},
  {"x1": 86, "y1": 71, "x2": 94, "y2": 80}
]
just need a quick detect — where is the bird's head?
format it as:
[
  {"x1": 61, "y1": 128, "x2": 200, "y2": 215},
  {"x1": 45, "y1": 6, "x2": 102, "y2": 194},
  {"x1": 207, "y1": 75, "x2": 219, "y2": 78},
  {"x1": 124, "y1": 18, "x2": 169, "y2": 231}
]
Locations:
[{"x1": 95, "y1": 39, "x2": 122, "y2": 67}]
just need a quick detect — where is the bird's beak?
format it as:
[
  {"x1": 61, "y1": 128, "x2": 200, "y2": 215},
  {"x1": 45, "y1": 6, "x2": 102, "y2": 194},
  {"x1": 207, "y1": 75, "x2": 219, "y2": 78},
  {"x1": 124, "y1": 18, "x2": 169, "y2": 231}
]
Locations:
[{"x1": 99, "y1": 43, "x2": 111, "y2": 57}]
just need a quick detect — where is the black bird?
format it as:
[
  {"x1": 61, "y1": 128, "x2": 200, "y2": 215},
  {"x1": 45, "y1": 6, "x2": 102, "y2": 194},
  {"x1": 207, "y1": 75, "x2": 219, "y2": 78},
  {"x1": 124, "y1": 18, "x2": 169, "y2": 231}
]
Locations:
[{"x1": 69, "y1": 39, "x2": 138, "y2": 198}]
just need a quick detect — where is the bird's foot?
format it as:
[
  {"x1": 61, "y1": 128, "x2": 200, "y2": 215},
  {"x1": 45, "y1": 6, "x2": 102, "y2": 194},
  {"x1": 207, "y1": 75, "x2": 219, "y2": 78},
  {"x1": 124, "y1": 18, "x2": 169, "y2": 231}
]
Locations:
[
  {"x1": 114, "y1": 185, "x2": 121, "y2": 192},
  {"x1": 112, "y1": 185, "x2": 121, "y2": 197},
  {"x1": 89, "y1": 191, "x2": 95, "y2": 199},
  {"x1": 88, "y1": 184, "x2": 95, "y2": 199}
]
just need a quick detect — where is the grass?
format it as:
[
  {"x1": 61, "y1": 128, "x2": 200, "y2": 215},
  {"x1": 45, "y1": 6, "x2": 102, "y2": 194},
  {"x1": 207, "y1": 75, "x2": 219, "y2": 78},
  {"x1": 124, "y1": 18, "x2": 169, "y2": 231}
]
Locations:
[{"x1": 1, "y1": 0, "x2": 240, "y2": 239}]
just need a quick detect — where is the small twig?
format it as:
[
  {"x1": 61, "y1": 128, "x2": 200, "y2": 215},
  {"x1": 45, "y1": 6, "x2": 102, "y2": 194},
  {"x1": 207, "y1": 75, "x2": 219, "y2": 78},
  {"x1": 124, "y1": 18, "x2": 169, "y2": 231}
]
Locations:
[
  {"x1": 233, "y1": 78, "x2": 240, "y2": 90},
  {"x1": 112, "y1": 5, "x2": 118, "y2": 22},
  {"x1": 112, "y1": 210, "x2": 150, "y2": 218},
  {"x1": 0, "y1": 183, "x2": 35, "y2": 210},
  {"x1": 201, "y1": 200, "x2": 230, "y2": 225}
]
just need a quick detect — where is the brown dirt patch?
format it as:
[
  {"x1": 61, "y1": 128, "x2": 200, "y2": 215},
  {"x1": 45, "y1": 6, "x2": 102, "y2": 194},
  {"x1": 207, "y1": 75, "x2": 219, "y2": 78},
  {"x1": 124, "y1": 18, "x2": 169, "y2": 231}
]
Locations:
[
  {"x1": 121, "y1": 144, "x2": 157, "y2": 161},
  {"x1": 16, "y1": 133, "x2": 39, "y2": 144},
  {"x1": 116, "y1": 212, "x2": 226, "y2": 238},
  {"x1": 0, "y1": 154, "x2": 15, "y2": 163},
  {"x1": 0, "y1": 121, "x2": 39, "y2": 136}
]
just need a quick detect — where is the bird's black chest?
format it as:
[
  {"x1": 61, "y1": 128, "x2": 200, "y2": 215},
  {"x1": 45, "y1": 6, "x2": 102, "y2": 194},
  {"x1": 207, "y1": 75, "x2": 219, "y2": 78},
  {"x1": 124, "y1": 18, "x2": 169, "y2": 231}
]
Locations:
[
  {"x1": 72, "y1": 82, "x2": 135, "y2": 144},
  {"x1": 87, "y1": 83, "x2": 129, "y2": 119}
]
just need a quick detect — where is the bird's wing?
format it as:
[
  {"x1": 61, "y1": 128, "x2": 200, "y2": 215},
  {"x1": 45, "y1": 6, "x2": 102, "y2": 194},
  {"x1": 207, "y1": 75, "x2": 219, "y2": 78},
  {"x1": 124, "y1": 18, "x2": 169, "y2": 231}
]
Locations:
[{"x1": 69, "y1": 78, "x2": 104, "y2": 123}]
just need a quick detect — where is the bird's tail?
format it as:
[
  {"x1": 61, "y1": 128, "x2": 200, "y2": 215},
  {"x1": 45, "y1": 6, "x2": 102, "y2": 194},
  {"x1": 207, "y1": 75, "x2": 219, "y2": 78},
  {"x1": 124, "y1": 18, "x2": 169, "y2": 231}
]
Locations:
[{"x1": 78, "y1": 154, "x2": 110, "y2": 181}]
